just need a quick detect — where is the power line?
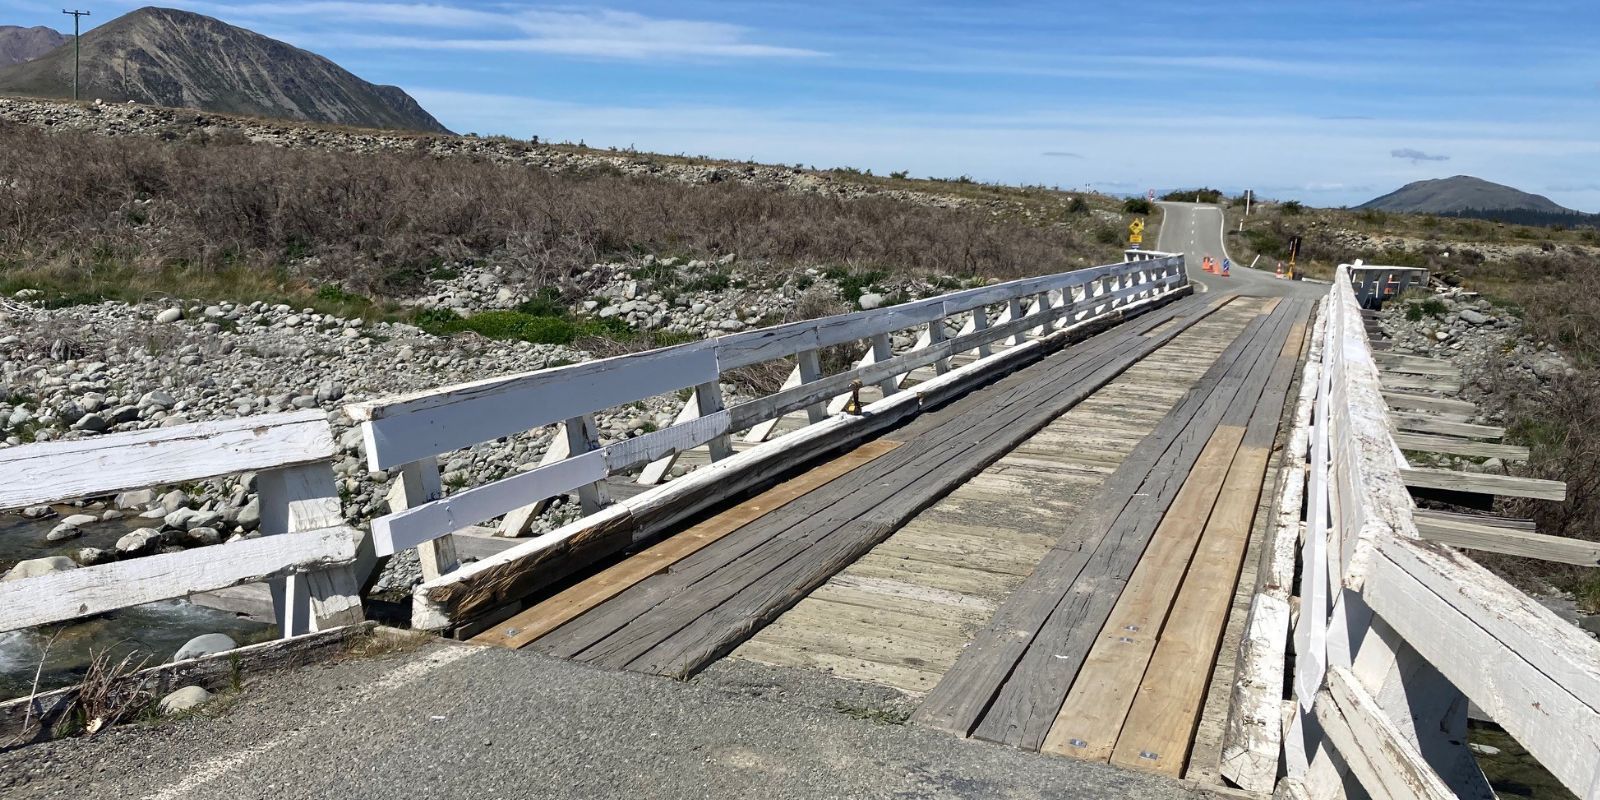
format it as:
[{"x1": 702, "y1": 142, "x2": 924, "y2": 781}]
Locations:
[{"x1": 61, "y1": 9, "x2": 90, "y2": 101}]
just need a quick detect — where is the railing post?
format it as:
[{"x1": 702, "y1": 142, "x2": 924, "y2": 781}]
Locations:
[
  {"x1": 695, "y1": 379, "x2": 734, "y2": 461},
  {"x1": 870, "y1": 332, "x2": 899, "y2": 396},
  {"x1": 391, "y1": 457, "x2": 460, "y2": 581},
  {"x1": 796, "y1": 347, "x2": 829, "y2": 422},
  {"x1": 257, "y1": 461, "x2": 365, "y2": 635},
  {"x1": 927, "y1": 317, "x2": 950, "y2": 374},
  {"x1": 564, "y1": 413, "x2": 609, "y2": 514},
  {"x1": 1033, "y1": 292, "x2": 1053, "y2": 336},
  {"x1": 971, "y1": 305, "x2": 993, "y2": 358},
  {"x1": 1008, "y1": 297, "x2": 1027, "y2": 345}
]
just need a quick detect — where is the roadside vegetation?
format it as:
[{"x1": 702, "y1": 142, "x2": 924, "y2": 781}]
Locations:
[{"x1": 0, "y1": 117, "x2": 1133, "y2": 332}]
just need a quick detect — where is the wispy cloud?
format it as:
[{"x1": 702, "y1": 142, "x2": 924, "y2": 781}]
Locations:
[
  {"x1": 1391, "y1": 147, "x2": 1450, "y2": 163},
  {"x1": 158, "y1": 1, "x2": 823, "y2": 60},
  {"x1": 1041, "y1": 151, "x2": 1084, "y2": 158}
]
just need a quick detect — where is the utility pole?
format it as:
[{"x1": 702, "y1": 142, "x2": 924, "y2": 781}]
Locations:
[{"x1": 62, "y1": 9, "x2": 90, "y2": 101}]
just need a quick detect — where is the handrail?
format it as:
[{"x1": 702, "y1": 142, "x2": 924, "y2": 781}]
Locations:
[
  {"x1": 1282, "y1": 264, "x2": 1600, "y2": 797},
  {"x1": 350, "y1": 254, "x2": 1188, "y2": 588},
  {"x1": 1, "y1": 412, "x2": 366, "y2": 637}
]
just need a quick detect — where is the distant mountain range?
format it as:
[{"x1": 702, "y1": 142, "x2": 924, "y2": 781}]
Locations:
[
  {"x1": 0, "y1": 7, "x2": 448, "y2": 133},
  {"x1": 0, "y1": 24, "x2": 69, "y2": 67},
  {"x1": 1361, "y1": 175, "x2": 1596, "y2": 227}
]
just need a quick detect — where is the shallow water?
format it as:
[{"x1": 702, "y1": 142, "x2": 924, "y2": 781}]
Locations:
[{"x1": 1, "y1": 511, "x2": 272, "y2": 700}]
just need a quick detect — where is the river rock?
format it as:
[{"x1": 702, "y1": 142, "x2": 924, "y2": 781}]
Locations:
[
  {"x1": 46, "y1": 522, "x2": 83, "y2": 542},
  {"x1": 157, "y1": 685, "x2": 212, "y2": 714},
  {"x1": 184, "y1": 526, "x2": 222, "y2": 546},
  {"x1": 3, "y1": 556, "x2": 77, "y2": 582},
  {"x1": 76, "y1": 547, "x2": 114, "y2": 566},
  {"x1": 1458, "y1": 309, "x2": 1490, "y2": 325},
  {"x1": 115, "y1": 528, "x2": 163, "y2": 555},
  {"x1": 154, "y1": 308, "x2": 183, "y2": 324},
  {"x1": 172, "y1": 633, "x2": 238, "y2": 662},
  {"x1": 61, "y1": 513, "x2": 98, "y2": 527},
  {"x1": 113, "y1": 489, "x2": 156, "y2": 510},
  {"x1": 858, "y1": 292, "x2": 885, "y2": 310}
]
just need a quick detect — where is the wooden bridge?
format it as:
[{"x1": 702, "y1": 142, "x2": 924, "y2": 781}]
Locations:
[{"x1": 5, "y1": 253, "x2": 1598, "y2": 799}]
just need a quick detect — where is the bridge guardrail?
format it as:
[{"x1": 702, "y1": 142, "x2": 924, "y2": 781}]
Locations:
[
  {"x1": 0, "y1": 411, "x2": 366, "y2": 637},
  {"x1": 1273, "y1": 264, "x2": 1600, "y2": 798},
  {"x1": 346, "y1": 253, "x2": 1188, "y2": 631}
]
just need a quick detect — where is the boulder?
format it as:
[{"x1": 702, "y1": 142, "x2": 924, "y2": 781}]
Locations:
[
  {"x1": 76, "y1": 547, "x2": 115, "y2": 566},
  {"x1": 115, "y1": 528, "x2": 163, "y2": 555},
  {"x1": 171, "y1": 633, "x2": 238, "y2": 662},
  {"x1": 3, "y1": 556, "x2": 77, "y2": 582},
  {"x1": 157, "y1": 685, "x2": 213, "y2": 715},
  {"x1": 61, "y1": 513, "x2": 98, "y2": 527},
  {"x1": 1458, "y1": 309, "x2": 1491, "y2": 325},
  {"x1": 114, "y1": 488, "x2": 157, "y2": 510},
  {"x1": 46, "y1": 522, "x2": 83, "y2": 542},
  {"x1": 154, "y1": 308, "x2": 183, "y2": 324},
  {"x1": 858, "y1": 293, "x2": 885, "y2": 310}
]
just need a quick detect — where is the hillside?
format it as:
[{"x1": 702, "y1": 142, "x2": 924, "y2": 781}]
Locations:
[
  {"x1": 0, "y1": 24, "x2": 68, "y2": 67},
  {"x1": 0, "y1": 7, "x2": 447, "y2": 132},
  {"x1": 1359, "y1": 175, "x2": 1597, "y2": 227}
]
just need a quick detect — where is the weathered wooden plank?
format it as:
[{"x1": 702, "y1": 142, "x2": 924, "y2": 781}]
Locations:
[
  {"x1": 961, "y1": 301, "x2": 1309, "y2": 750},
  {"x1": 533, "y1": 293, "x2": 1222, "y2": 672},
  {"x1": 1379, "y1": 373, "x2": 1462, "y2": 394},
  {"x1": 256, "y1": 461, "x2": 366, "y2": 634},
  {"x1": 1411, "y1": 508, "x2": 1535, "y2": 531},
  {"x1": 1388, "y1": 412, "x2": 1502, "y2": 441},
  {"x1": 1399, "y1": 467, "x2": 1565, "y2": 501},
  {"x1": 0, "y1": 525, "x2": 363, "y2": 633},
  {"x1": 1315, "y1": 667, "x2": 1458, "y2": 800},
  {"x1": 1372, "y1": 352, "x2": 1460, "y2": 378},
  {"x1": 374, "y1": 449, "x2": 608, "y2": 556},
  {"x1": 915, "y1": 301, "x2": 1301, "y2": 744},
  {"x1": 1391, "y1": 432, "x2": 1528, "y2": 461},
  {"x1": 1365, "y1": 537, "x2": 1600, "y2": 795},
  {"x1": 1042, "y1": 425, "x2": 1246, "y2": 762},
  {"x1": 1381, "y1": 390, "x2": 1476, "y2": 416},
  {"x1": 0, "y1": 410, "x2": 333, "y2": 509},
  {"x1": 470, "y1": 440, "x2": 899, "y2": 650},
  {"x1": 1412, "y1": 514, "x2": 1600, "y2": 565}
]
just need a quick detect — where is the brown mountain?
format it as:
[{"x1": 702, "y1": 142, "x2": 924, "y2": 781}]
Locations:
[
  {"x1": 0, "y1": 25, "x2": 70, "y2": 67},
  {"x1": 1360, "y1": 175, "x2": 1595, "y2": 227},
  {"x1": 0, "y1": 7, "x2": 448, "y2": 133}
]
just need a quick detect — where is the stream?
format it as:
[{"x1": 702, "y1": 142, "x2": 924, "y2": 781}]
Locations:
[{"x1": 0, "y1": 510, "x2": 271, "y2": 700}]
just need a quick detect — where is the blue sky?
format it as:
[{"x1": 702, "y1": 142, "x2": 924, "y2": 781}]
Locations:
[{"x1": 6, "y1": 0, "x2": 1600, "y2": 209}]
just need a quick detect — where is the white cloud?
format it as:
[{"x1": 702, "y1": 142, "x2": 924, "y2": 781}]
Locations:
[{"x1": 158, "y1": 1, "x2": 823, "y2": 60}]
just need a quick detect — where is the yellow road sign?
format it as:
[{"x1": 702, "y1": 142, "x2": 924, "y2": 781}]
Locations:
[
  {"x1": 1128, "y1": 218, "x2": 1146, "y2": 235},
  {"x1": 1129, "y1": 233, "x2": 1143, "y2": 244}
]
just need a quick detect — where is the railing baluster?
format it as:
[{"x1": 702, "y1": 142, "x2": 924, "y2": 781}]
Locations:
[
  {"x1": 796, "y1": 347, "x2": 829, "y2": 422},
  {"x1": 392, "y1": 457, "x2": 460, "y2": 581}
]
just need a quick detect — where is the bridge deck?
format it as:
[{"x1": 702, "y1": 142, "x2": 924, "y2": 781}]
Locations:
[{"x1": 473, "y1": 290, "x2": 1312, "y2": 782}]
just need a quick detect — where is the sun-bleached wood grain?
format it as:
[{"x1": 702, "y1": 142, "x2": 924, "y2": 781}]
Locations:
[{"x1": 0, "y1": 410, "x2": 333, "y2": 509}]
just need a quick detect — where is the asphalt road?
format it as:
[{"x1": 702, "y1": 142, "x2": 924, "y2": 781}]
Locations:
[
  {"x1": 1154, "y1": 202, "x2": 1323, "y2": 298},
  {"x1": 0, "y1": 642, "x2": 1223, "y2": 800}
]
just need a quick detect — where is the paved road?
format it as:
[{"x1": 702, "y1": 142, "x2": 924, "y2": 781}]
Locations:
[
  {"x1": 1155, "y1": 202, "x2": 1322, "y2": 298},
  {"x1": 1, "y1": 642, "x2": 1222, "y2": 800}
]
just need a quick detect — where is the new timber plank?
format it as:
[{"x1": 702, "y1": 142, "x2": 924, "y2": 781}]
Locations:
[
  {"x1": 966, "y1": 301, "x2": 1307, "y2": 750},
  {"x1": 1108, "y1": 441, "x2": 1275, "y2": 776},
  {"x1": 1106, "y1": 315, "x2": 1307, "y2": 776},
  {"x1": 472, "y1": 440, "x2": 901, "y2": 650},
  {"x1": 912, "y1": 299, "x2": 1306, "y2": 747},
  {"x1": 1040, "y1": 425, "x2": 1246, "y2": 761},
  {"x1": 533, "y1": 294, "x2": 1231, "y2": 675}
]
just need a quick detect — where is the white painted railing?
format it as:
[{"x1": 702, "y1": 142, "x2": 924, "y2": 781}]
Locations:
[
  {"x1": 1269, "y1": 265, "x2": 1600, "y2": 799},
  {"x1": 1348, "y1": 262, "x2": 1428, "y2": 309},
  {"x1": 0, "y1": 411, "x2": 366, "y2": 637},
  {"x1": 348, "y1": 254, "x2": 1188, "y2": 631}
]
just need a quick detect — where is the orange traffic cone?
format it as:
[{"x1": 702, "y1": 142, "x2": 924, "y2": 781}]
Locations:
[{"x1": 1274, "y1": 261, "x2": 1285, "y2": 279}]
